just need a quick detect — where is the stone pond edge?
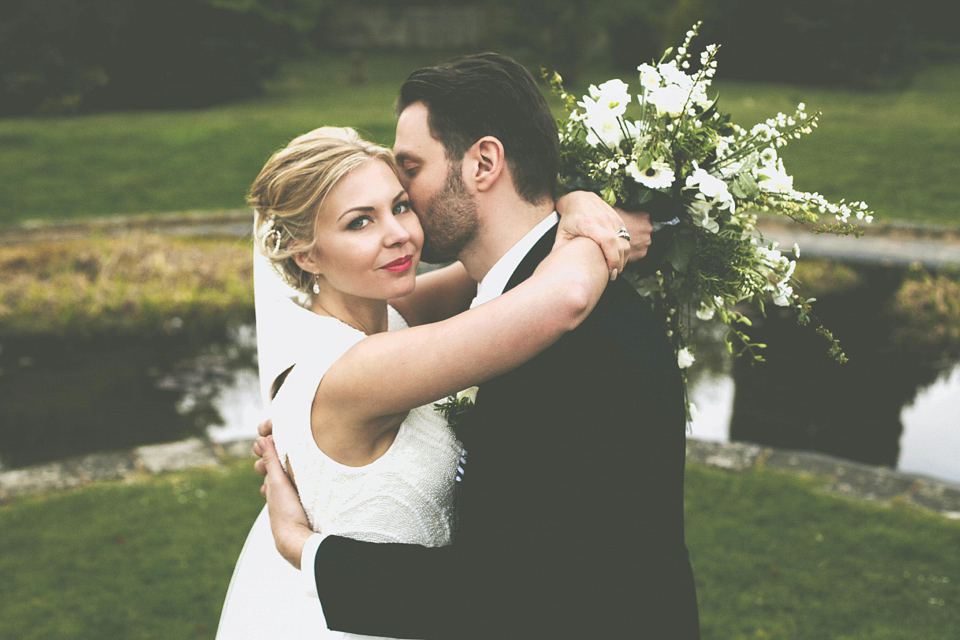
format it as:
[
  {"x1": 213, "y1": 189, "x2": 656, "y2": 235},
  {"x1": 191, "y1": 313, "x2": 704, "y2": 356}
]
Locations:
[{"x1": 2, "y1": 436, "x2": 958, "y2": 520}]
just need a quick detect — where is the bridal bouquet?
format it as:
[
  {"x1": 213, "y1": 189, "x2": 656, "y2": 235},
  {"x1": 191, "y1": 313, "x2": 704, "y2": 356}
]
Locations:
[{"x1": 549, "y1": 22, "x2": 872, "y2": 386}]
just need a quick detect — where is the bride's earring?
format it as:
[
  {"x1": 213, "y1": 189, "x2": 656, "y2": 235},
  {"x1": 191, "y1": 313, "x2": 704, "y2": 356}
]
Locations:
[{"x1": 312, "y1": 274, "x2": 321, "y2": 295}]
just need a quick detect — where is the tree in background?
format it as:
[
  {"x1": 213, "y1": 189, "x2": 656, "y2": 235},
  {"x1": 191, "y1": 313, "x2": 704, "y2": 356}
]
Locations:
[{"x1": 0, "y1": 0, "x2": 325, "y2": 116}]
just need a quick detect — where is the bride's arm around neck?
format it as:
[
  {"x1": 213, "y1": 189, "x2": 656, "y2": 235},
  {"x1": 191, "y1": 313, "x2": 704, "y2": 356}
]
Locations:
[{"x1": 319, "y1": 237, "x2": 610, "y2": 437}]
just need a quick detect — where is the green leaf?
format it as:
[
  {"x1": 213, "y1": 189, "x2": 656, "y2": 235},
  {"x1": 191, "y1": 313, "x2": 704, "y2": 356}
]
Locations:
[
  {"x1": 665, "y1": 230, "x2": 696, "y2": 273},
  {"x1": 730, "y1": 172, "x2": 760, "y2": 199}
]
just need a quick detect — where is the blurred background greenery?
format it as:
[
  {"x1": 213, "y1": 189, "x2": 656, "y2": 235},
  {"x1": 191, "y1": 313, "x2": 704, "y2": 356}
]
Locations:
[{"x1": 1, "y1": 0, "x2": 958, "y2": 227}]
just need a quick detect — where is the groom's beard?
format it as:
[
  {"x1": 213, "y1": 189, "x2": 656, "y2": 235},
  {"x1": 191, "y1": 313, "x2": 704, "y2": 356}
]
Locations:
[{"x1": 418, "y1": 165, "x2": 479, "y2": 264}]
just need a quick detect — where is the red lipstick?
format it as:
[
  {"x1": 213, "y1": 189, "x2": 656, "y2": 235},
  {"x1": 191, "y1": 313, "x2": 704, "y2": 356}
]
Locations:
[{"x1": 382, "y1": 255, "x2": 413, "y2": 273}]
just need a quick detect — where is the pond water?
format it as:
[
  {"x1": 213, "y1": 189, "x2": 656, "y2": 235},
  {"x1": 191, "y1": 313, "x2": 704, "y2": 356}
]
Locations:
[{"x1": 2, "y1": 268, "x2": 958, "y2": 485}]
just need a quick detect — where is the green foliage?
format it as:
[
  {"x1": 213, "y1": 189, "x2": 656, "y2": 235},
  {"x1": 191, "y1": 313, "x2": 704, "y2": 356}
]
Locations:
[{"x1": 889, "y1": 265, "x2": 960, "y2": 358}]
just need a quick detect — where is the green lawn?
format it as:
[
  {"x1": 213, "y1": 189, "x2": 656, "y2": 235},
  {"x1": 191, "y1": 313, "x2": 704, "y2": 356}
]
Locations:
[
  {"x1": 1, "y1": 53, "x2": 958, "y2": 227},
  {"x1": 0, "y1": 460, "x2": 956, "y2": 639}
]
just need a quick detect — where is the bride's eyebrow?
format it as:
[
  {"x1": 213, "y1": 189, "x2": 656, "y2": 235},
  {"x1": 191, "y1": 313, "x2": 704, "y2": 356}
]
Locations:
[{"x1": 336, "y1": 190, "x2": 408, "y2": 221}]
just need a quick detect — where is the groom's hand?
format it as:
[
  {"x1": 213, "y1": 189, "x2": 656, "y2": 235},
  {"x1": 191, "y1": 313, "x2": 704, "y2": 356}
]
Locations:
[
  {"x1": 615, "y1": 209, "x2": 653, "y2": 263},
  {"x1": 254, "y1": 434, "x2": 314, "y2": 569}
]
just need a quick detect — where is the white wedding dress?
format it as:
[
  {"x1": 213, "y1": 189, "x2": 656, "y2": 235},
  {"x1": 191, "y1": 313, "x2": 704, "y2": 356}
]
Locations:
[{"x1": 216, "y1": 251, "x2": 463, "y2": 639}]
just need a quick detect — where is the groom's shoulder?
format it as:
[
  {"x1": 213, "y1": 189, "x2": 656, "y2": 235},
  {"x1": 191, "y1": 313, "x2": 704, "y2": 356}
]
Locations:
[{"x1": 577, "y1": 278, "x2": 674, "y2": 371}]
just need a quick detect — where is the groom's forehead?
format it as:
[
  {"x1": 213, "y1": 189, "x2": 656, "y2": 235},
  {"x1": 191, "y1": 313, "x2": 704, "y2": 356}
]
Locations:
[{"x1": 395, "y1": 103, "x2": 438, "y2": 150}]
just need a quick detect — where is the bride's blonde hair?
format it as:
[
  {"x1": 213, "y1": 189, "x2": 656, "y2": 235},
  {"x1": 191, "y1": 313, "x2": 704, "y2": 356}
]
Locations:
[{"x1": 250, "y1": 127, "x2": 398, "y2": 293}]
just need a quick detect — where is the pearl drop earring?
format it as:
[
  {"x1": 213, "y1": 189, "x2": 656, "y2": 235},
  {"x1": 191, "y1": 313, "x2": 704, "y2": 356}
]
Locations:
[{"x1": 313, "y1": 274, "x2": 321, "y2": 295}]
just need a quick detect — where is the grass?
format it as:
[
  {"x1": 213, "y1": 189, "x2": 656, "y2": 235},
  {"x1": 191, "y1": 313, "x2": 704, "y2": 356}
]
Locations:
[
  {"x1": 1, "y1": 53, "x2": 958, "y2": 227},
  {"x1": 0, "y1": 460, "x2": 956, "y2": 639}
]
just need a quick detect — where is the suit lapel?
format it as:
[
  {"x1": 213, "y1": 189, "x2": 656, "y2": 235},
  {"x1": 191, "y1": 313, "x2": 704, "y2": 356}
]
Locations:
[
  {"x1": 503, "y1": 223, "x2": 558, "y2": 294},
  {"x1": 453, "y1": 223, "x2": 558, "y2": 443}
]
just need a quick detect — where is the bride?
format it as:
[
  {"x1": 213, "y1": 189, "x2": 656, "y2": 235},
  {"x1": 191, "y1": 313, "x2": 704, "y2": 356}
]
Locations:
[{"x1": 216, "y1": 126, "x2": 630, "y2": 638}]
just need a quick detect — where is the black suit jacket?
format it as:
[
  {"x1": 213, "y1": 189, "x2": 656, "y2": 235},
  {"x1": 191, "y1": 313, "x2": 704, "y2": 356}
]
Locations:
[{"x1": 314, "y1": 226, "x2": 699, "y2": 639}]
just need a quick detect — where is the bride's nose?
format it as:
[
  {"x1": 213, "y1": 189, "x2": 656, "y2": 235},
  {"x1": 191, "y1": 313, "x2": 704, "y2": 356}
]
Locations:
[{"x1": 382, "y1": 215, "x2": 411, "y2": 247}]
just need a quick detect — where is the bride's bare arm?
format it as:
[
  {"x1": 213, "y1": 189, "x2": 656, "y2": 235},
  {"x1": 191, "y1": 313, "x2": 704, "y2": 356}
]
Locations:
[{"x1": 320, "y1": 236, "x2": 611, "y2": 432}]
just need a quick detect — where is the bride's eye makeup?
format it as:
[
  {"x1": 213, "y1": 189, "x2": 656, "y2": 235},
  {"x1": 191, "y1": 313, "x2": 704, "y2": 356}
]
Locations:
[
  {"x1": 393, "y1": 201, "x2": 412, "y2": 215},
  {"x1": 346, "y1": 215, "x2": 372, "y2": 230}
]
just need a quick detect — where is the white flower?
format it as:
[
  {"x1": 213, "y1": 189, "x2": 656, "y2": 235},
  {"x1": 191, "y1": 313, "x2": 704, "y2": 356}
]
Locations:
[
  {"x1": 647, "y1": 84, "x2": 688, "y2": 118},
  {"x1": 637, "y1": 63, "x2": 662, "y2": 91},
  {"x1": 677, "y1": 347, "x2": 696, "y2": 369},
  {"x1": 627, "y1": 159, "x2": 676, "y2": 189},
  {"x1": 687, "y1": 401, "x2": 699, "y2": 421},
  {"x1": 587, "y1": 79, "x2": 632, "y2": 116},
  {"x1": 687, "y1": 167, "x2": 726, "y2": 198},
  {"x1": 759, "y1": 147, "x2": 778, "y2": 167},
  {"x1": 658, "y1": 61, "x2": 692, "y2": 89},
  {"x1": 755, "y1": 157, "x2": 794, "y2": 192},
  {"x1": 792, "y1": 243, "x2": 801, "y2": 258},
  {"x1": 686, "y1": 166, "x2": 735, "y2": 212},
  {"x1": 772, "y1": 282, "x2": 793, "y2": 307},
  {"x1": 696, "y1": 301, "x2": 716, "y2": 321}
]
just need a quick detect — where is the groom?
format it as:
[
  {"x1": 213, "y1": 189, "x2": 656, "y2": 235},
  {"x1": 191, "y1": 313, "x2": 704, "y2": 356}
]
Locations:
[{"x1": 257, "y1": 53, "x2": 700, "y2": 638}]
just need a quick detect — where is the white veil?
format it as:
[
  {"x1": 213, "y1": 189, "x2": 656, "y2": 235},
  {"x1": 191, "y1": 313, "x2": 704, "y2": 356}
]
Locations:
[{"x1": 252, "y1": 247, "x2": 319, "y2": 408}]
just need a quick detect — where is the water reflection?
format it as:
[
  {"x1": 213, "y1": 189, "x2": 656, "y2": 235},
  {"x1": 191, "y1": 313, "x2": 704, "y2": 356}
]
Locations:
[
  {"x1": 0, "y1": 325, "x2": 258, "y2": 470},
  {"x1": 687, "y1": 267, "x2": 960, "y2": 485},
  {"x1": 2, "y1": 267, "x2": 957, "y2": 486}
]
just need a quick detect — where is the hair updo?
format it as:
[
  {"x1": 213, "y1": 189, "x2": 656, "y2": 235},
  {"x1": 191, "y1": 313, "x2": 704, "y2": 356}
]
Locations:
[{"x1": 250, "y1": 127, "x2": 398, "y2": 293}]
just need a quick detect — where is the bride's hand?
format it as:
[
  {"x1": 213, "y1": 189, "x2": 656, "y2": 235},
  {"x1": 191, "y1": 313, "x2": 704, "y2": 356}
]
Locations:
[
  {"x1": 254, "y1": 435, "x2": 314, "y2": 569},
  {"x1": 555, "y1": 191, "x2": 630, "y2": 279}
]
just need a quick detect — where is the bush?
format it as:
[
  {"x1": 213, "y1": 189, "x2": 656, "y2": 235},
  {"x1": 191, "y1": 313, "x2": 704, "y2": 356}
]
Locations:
[{"x1": 0, "y1": 0, "x2": 306, "y2": 116}]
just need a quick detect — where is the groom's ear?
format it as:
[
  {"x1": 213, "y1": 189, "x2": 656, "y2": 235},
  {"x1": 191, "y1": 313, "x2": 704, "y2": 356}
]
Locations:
[{"x1": 466, "y1": 136, "x2": 505, "y2": 193}]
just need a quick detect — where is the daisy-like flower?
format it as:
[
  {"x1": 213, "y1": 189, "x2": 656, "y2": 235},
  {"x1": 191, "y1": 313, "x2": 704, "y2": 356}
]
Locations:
[
  {"x1": 637, "y1": 63, "x2": 662, "y2": 91},
  {"x1": 627, "y1": 158, "x2": 676, "y2": 189}
]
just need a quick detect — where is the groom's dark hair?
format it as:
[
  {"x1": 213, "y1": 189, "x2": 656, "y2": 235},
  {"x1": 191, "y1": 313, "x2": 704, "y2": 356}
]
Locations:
[{"x1": 396, "y1": 52, "x2": 559, "y2": 205}]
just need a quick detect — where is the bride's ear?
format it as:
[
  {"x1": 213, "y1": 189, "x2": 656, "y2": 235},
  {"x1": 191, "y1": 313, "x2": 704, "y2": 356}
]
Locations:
[{"x1": 293, "y1": 250, "x2": 321, "y2": 276}]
